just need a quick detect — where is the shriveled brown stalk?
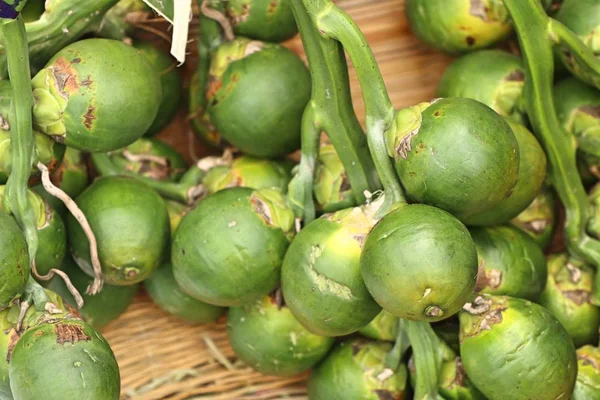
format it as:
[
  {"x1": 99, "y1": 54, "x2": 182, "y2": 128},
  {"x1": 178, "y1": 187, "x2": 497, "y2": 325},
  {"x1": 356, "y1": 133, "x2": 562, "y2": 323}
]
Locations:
[
  {"x1": 200, "y1": 0, "x2": 234, "y2": 41},
  {"x1": 122, "y1": 150, "x2": 169, "y2": 166},
  {"x1": 32, "y1": 260, "x2": 84, "y2": 308},
  {"x1": 37, "y1": 162, "x2": 104, "y2": 295}
]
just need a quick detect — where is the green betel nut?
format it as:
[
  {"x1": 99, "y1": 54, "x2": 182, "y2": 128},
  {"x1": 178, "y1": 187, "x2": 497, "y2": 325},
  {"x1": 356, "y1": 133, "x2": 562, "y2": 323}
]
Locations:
[
  {"x1": 67, "y1": 176, "x2": 170, "y2": 285},
  {"x1": 459, "y1": 295, "x2": 577, "y2": 400},
  {"x1": 226, "y1": 0, "x2": 298, "y2": 43},
  {"x1": 358, "y1": 310, "x2": 398, "y2": 342},
  {"x1": 313, "y1": 143, "x2": 354, "y2": 212},
  {"x1": 31, "y1": 38, "x2": 161, "y2": 153},
  {"x1": 510, "y1": 188, "x2": 557, "y2": 249},
  {"x1": 406, "y1": 0, "x2": 513, "y2": 54},
  {"x1": 470, "y1": 225, "x2": 547, "y2": 301},
  {"x1": 308, "y1": 339, "x2": 407, "y2": 400},
  {"x1": 438, "y1": 50, "x2": 526, "y2": 122},
  {"x1": 540, "y1": 254, "x2": 600, "y2": 347},
  {"x1": 390, "y1": 98, "x2": 520, "y2": 224},
  {"x1": 573, "y1": 345, "x2": 600, "y2": 400},
  {"x1": 361, "y1": 204, "x2": 478, "y2": 322},
  {"x1": 281, "y1": 198, "x2": 384, "y2": 337},
  {"x1": 172, "y1": 187, "x2": 294, "y2": 307},
  {"x1": 227, "y1": 295, "x2": 334, "y2": 376}
]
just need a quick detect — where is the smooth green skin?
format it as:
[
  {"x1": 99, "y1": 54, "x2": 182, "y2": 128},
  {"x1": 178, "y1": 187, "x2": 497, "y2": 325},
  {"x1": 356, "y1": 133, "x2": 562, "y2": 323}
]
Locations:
[
  {"x1": 470, "y1": 225, "x2": 547, "y2": 301},
  {"x1": 228, "y1": 295, "x2": 334, "y2": 376},
  {"x1": 510, "y1": 188, "x2": 557, "y2": 249},
  {"x1": 308, "y1": 339, "x2": 407, "y2": 400},
  {"x1": 405, "y1": 0, "x2": 513, "y2": 54},
  {"x1": 172, "y1": 187, "x2": 290, "y2": 306},
  {"x1": 0, "y1": 212, "x2": 30, "y2": 307},
  {"x1": 110, "y1": 138, "x2": 187, "y2": 182},
  {"x1": 554, "y1": 0, "x2": 600, "y2": 86},
  {"x1": 573, "y1": 345, "x2": 600, "y2": 400},
  {"x1": 67, "y1": 176, "x2": 170, "y2": 286},
  {"x1": 361, "y1": 204, "x2": 478, "y2": 322},
  {"x1": 437, "y1": 50, "x2": 526, "y2": 122},
  {"x1": 203, "y1": 156, "x2": 291, "y2": 195},
  {"x1": 358, "y1": 310, "x2": 398, "y2": 341},
  {"x1": 208, "y1": 42, "x2": 310, "y2": 158},
  {"x1": 540, "y1": 254, "x2": 600, "y2": 347},
  {"x1": 9, "y1": 319, "x2": 120, "y2": 400},
  {"x1": 459, "y1": 295, "x2": 577, "y2": 400},
  {"x1": 281, "y1": 217, "x2": 381, "y2": 337},
  {"x1": 554, "y1": 77, "x2": 600, "y2": 157},
  {"x1": 135, "y1": 41, "x2": 182, "y2": 137},
  {"x1": 226, "y1": 0, "x2": 298, "y2": 42},
  {"x1": 144, "y1": 263, "x2": 226, "y2": 324},
  {"x1": 0, "y1": 290, "x2": 69, "y2": 400},
  {"x1": 32, "y1": 147, "x2": 89, "y2": 217},
  {"x1": 394, "y1": 98, "x2": 520, "y2": 224},
  {"x1": 466, "y1": 120, "x2": 547, "y2": 225},
  {"x1": 48, "y1": 257, "x2": 139, "y2": 329},
  {"x1": 32, "y1": 38, "x2": 161, "y2": 153}
]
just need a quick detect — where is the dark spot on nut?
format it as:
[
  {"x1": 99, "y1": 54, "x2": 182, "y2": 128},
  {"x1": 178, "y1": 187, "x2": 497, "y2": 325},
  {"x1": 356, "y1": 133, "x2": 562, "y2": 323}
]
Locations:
[
  {"x1": 466, "y1": 36, "x2": 476, "y2": 46},
  {"x1": 71, "y1": 58, "x2": 82, "y2": 64},
  {"x1": 373, "y1": 390, "x2": 399, "y2": 400},
  {"x1": 351, "y1": 339, "x2": 368, "y2": 356},
  {"x1": 83, "y1": 105, "x2": 96, "y2": 130},
  {"x1": 434, "y1": 110, "x2": 441, "y2": 117},
  {"x1": 55, "y1": 323, "x2": 90, "y2": 345},
  {"x1": 181, "y1": 248, "x2": 186, "y2": 255},
  {"x1": 581, "y1": 105, "x2": 600, "y2": 118},
  {"x1": 505, "y1": 70, "x2": 525, "y2": 82}
]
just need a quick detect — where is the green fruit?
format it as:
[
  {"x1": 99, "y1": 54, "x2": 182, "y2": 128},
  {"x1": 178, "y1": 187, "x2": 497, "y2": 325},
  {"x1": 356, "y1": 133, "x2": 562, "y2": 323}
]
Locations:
[
  {"x1": 405, "y1": 0, "x2": 513, "y2": 54},
  {"x1": 361, "y1": 204, "x2": 478, "y2": 322},
  {"x1": 135, "y1": 42, "x2": 182, "y2": 136},
  {"x1": 9, "y1": 319, "x2": 120, "y2": 400},
  {"x1": 32, "y1": 38, "x2": 162, "y2": 152},
  {"x1": 0, "y1": 186, "x2": 66, "y2": 277},
  {"x1": 207, "y1": 38, "x2": 310, "y2": 157},
  {"x1": 0, "y1": 212, "x2": 30, "y2": 307},
  {"x1": 460, "y1": 295, "x2": 577, "y2": 400},
  {"x1": 226, "y1": 0, "x2": 298, "y2": 42},
  {"x1": 438, "y1": 50, "x2": 526, "y2": 122},
  {"x1": 554, "y1": 0, "x2": 600, "y2": 89},
  {"x1": 554, "y1": 77, "x2": 600, "y2": 158},
  {"x1": 281, "y1": 201, "x2": 383, "y2": 336},
  {"x1": 308, "y1": 339, "x2": 408, "y2": 400},
  {"x1": 68, "y1": 176, "x2": 170, "y2": 285},
  {"x1": 313, "y1": 144, "x2": 354, "y2": 213},
  {"x1": 203, "y1": 155, "x2": 291, "y2": 195},
  {"x1": 144, "y1": 263, "x2": 226, "y2": 323},
  {"x1": 358, "y1": 310, "x2": 398, "y2": 342},
  {"x1": 172, "y1": 187, "x2": 294, "y2": 306},
  {"x1": 389, "y1": 98, "x2": 519, "y2": 224},
  {"x1": 48, "y1": 257, "x2": 138, "y2": 329},
  {"x1": 32, "y1": 147, "x2": 89, "y2": 217},
  {"x1": 540, "y1": 254, "x2": 600, "y2": 347},
  {"x1": 573, "y1": 345, "x2": 600, "y2": 400},
  {"x1": 228, "y1": 295, "x2": 334, "y2": 376},
  {"x1": 0, "y1": 290, "x2": 70, "y2": 400},
  {"x1": 470, "y1": 225, "x2": 547, "y2": 301},
  {"x1": 510, "y1": 187, "x2": 557, "y2": 248},
  {"x1": 107, "y1": 138, "x2": 187, "y2": 182},
  {"x1": 465, "y1": 120, "x2": 547, "y2": 225}
]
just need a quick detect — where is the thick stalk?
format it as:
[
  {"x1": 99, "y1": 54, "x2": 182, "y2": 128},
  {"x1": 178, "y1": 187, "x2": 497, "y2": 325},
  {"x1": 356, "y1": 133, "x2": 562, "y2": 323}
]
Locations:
[
  {"x1": 290, "y1": 0, "x2": 378, "y2": 217},
  {"x1": 405, "y1": 320, "x2": 441, "y2": 400},
  {"x1": 91, "y1": 153, "x2": 204, "y2": 204},
  {"x1": 287, "y1": 102, "x2": 320, "y2": 222},
  {"x1": 502, "y1": 0, "x2": 600, "y2": 303},
  {"x1": 0, "y1": 0, "x2": 119, "y2": 77},
  {"x1": 1, "y1": 14, "x2": 38, "y2": 265},
  {"x1": 306, "y1": 0, "x2": 405, "y2": 206},
  {"x1": 384, "y1": 319, "x2": 409, "y2": 371}
]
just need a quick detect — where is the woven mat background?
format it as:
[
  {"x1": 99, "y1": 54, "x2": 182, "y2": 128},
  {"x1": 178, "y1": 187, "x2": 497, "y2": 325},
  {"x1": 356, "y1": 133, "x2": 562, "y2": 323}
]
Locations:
[{"x1": 101, "y1": 0, "x2": 454, "y2": 398}]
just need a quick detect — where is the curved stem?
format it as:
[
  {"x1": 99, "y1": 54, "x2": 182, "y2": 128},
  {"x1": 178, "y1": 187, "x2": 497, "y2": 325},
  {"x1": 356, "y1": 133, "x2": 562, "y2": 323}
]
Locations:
[
  {"x1": 502, "y1": 0, "x2": 600, "y2": 303},
  {"x1": 384, "y1": 319, "x2": 409, "y2": 371},
  {"x1": 405, "y1": 320, "x2": 441, "y2": 400},
  {"x1": 290, "y1": 1, "x2": 378, "y2": 210},
  {"x1": 287, "y1": 102, "x2": 320, "y2": 222},
  {"x1": 306, "y1": 0, "x2": 405, "y2": 206},
  {"x1": 1, "y1": 15, "x2": 38, "y2": 265},
  {"x1": 200, "y1": 0, "x2": 233, "y2": 41}
]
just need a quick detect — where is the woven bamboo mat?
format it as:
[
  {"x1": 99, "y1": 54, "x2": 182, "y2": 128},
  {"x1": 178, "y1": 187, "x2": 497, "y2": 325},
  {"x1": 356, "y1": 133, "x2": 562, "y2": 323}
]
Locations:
[{"x1": 101, "y1": 0, "x2": 453, "y2": 398}]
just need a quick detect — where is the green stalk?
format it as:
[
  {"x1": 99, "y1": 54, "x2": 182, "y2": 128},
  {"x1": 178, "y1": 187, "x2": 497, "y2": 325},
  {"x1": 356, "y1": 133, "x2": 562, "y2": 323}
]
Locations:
[
  {"x1": 289, "y1": 0, "x2": 378, "y2": 222},
  {"x1": 305, "y1": 0, "x2": 405, "y2": 208},
  {"x1": 501, "y1": 0, "x2": 600, "y2": 303},
  {"x1": 1, "y1": 13, "x2": 38, "y2": 265},
  {"x1": 287, "y1": 102, "x2": 320, "y2": 222},
  {"x1": 384, "y1": 319, "x2": 409, "y2": 371},
  {"x1": 405, "y1": 320, "x2": 442, "y2": 400},
  {"x1": 91, "y1": 153, "x2": 204, "y2": 204}
]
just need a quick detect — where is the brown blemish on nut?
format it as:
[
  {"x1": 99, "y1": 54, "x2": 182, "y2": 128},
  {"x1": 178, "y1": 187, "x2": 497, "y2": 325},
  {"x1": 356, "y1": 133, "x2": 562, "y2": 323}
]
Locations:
[
  {"x1": 51, "y1": 57, "x2": 80, "y2": 98},
  {"x1": 55, "y1": 323, "x2": 90, "y2": 345},
  {"x1": 581, "y1": 105, "x2": 600, "y2": 118},
  {"x1": 83, "y1": 105, "x2": 96, "y2": 130},
  {"x1": 250, "y1": 195, "x2": 274, "y2": 226},
  {"x1": 469, "y1": 0, "x2": 488, "y2": 21},
  {"x1": 373, "y1": 390, "x2": 400, "y2": 400},
  {"x1": 466, "y1": 36, "x2": 476, "y2": 46},
  {"x1": 351, "y1": 340, "x2": 368, "y2": 356},
  {"x1": 563, "y1": 289, "x2": 591, "y2": 306},
  {"x1": 505, "y1": 70, "x2": 525, "y2": 82},
  {"x1": 579, "y1": 354, "x2": 599, "y2": 369},
  {"x1": 6, "y1": 331, "x2": 20, "y2": 362}
]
